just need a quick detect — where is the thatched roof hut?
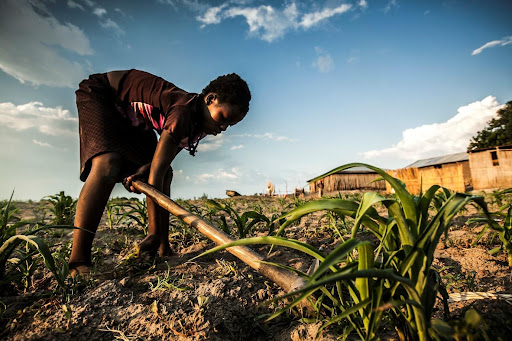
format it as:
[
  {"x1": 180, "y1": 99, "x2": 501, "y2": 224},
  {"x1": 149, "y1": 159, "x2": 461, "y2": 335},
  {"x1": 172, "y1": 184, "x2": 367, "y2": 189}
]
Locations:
[
  {"x1": 386, "y1": 152, "x2": 471, "y2": 195},
  {"x1": 308, "y1": 166, "x2": 386, "y2": 195},
  {"x1": 468, "y1": 145, "x2": 512, "y2": 190}
]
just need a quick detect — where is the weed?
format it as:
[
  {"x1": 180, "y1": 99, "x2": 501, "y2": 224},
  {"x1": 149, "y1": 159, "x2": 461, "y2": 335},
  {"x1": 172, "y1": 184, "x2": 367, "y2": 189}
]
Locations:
[
  {"x1": 148, "y1": 262, "x2": 191, "y2": 292},
  {"x1": 214, "y1": 258, "x2": 238, "y2": 277}
]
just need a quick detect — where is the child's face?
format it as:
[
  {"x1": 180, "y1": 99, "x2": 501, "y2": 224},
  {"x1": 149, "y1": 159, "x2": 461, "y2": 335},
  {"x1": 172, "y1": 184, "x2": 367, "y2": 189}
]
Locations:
[{"x1": 202, "y1": 94, "x2": 245, "y2": 136}]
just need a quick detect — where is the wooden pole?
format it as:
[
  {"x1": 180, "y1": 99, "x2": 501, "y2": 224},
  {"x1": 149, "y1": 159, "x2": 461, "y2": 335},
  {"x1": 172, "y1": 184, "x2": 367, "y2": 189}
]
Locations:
[{"x1": 133, "y1": 181, "x2": 306, "y2": 293}]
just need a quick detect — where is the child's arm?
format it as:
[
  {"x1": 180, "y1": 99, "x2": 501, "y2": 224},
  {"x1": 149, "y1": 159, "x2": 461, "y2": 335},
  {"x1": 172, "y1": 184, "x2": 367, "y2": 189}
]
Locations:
[
  {"x1": 122, "y1": 163, "x2": 151, "y2": 193},
  {"x1": 147, "y1": 131, "x2": 178, "y2": 238}
]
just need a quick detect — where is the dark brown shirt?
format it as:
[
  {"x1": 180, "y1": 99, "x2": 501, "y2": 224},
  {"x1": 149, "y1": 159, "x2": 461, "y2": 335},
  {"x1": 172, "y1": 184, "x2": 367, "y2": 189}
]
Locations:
[{"x1": 107, "y1": 69, "x2": 204, "y2": 152}]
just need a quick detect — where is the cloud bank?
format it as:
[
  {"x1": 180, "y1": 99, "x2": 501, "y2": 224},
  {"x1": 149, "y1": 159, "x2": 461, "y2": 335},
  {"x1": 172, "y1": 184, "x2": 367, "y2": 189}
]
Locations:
[
  {"x1": 0, "y1": 101, "x2": 78, "y2": 137},
  {"x1": 196, "y1": 2, "x2": 354, "y2": 42},
  {"x1": 472, "y1": 36, "x2": 512, "y2": 55},
  {"x1": 361, "y1": 96, "x2": 504, "y2": 162},
  {"x1": 0, "y1": 0, "x2": 93, "y2": 88},
  {"x1": 197, "y1": 168, "x2": 240, "y2": 183},
  {"x1": 234, "y1": 132, "x2": 298, "y2": 142}
]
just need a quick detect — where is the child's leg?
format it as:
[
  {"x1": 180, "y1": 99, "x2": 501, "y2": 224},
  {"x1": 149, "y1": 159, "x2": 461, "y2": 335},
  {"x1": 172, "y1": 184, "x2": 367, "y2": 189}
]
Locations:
[
  {"x1": 158, "y1": 167, "x2": 173, "y2": 256},
  {"x1": 140, "y1": 167, "x2": 173, "y2": 257},
  {"x1": 69, "y1": 152, "x2": 122, "y2": 267}
]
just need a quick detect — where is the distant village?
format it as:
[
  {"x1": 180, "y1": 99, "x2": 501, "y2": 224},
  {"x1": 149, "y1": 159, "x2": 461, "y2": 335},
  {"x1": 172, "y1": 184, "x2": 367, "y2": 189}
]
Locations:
[{"x1": 307, "y1": 144, "x2": 512, "y2": 197}]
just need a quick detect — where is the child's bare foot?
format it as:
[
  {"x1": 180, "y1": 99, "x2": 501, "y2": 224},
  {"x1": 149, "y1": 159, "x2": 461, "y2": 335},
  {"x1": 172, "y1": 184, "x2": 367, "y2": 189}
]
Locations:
[
  {"x1": 69, "y1": 261, "x2": 92, "y2": 278},
  {"x1": 137, "y1": 234, "x2": 160, "y2": 258},
  {"x1": 158, "y1": 245, "x2": 174, "y2": 258}
]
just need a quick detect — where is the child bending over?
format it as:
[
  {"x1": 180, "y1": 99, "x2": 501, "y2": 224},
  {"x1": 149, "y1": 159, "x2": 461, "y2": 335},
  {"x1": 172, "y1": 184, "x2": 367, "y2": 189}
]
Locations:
[{"x1": 68, "y1": 69, "x2": 251, "y2": 276}]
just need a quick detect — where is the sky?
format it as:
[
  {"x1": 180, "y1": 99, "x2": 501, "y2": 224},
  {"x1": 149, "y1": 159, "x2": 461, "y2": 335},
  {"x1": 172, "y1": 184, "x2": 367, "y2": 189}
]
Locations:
[{"x1": 0, "y1": 0, "x2": 511, "y2": 201}]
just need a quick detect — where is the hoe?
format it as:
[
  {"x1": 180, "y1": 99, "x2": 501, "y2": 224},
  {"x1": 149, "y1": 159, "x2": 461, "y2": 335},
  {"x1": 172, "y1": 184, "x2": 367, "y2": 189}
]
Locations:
[{"x1": 132, "y1": 180, "x2": 308, "y2": 293}]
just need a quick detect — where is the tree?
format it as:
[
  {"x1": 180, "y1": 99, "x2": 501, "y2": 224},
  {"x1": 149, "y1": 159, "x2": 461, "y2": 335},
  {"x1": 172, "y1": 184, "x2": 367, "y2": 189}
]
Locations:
[{"x1": 468, "y1": 101, "x2": 512, "y2": 151}]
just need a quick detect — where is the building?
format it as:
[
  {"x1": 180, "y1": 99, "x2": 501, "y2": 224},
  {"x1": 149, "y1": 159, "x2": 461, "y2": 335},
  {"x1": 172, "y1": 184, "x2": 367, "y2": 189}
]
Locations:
[
  {"x1": 308, "y1": 166, "x2": 386, "y2": 196},
  {"x1": 307, "y1": 147, "x2": 512, "y2": 197},
  {"x1": 386, "y1": 152, "x2": 472, "y2": 195},
  {"x1": 468, "y1": 145, "x2": 512, "y2": 190}
]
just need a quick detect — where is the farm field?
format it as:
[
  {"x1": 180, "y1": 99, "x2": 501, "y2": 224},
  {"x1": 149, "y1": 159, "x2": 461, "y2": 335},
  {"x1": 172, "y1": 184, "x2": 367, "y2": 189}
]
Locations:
[{"x1": 1, "y1": 184, "x2": 512, "y2": 340}]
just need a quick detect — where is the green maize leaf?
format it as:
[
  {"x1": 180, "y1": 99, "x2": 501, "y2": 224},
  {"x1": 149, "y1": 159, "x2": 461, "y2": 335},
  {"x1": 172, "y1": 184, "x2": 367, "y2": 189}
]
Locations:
[
  {"x1": 417, "y1": 185, "x2": 441, "y2": 233},
  {"x1": 273, "y1": 268, "x2": 417, "y2": 302},
  {"x1": 274, "y1": 268, "x2": 427, "y2": 339},
  {"x1": 355, "y1": 244, "x2": 374, "y2": 331},
  {"x1": 489, "y1": 246, "x2": 502, "y2": 255},
  {"x1": 275, "y1": 199, "x2": 385, "y2": 238},
  {"x1": 189, "y1": 236, "x2": 327, "y2": 263},
  {"x1": 420, "y1": 193, "x2": 483, "y2": 266},
  {"x1": 356, "y1": 244, "x2": 374, "y2": 302},
  {"x1": 308, "y1": 238, "x2": 368, "y2": 283},
  {"x1": 0, "y1": 235, "x2": 64, "y2": 288},
  {"x1": 352, "y1": 192, "x2": 389, "y2": 238},
  {"x1": 501, "y1": 206, "x2": 512, "y2": 266},
  {"x1": 384, "y1": 200, "x2": 415, "y2": 247},
  {"x1": 316, "y1": 298, "x2": 372, "y2": 338},
  {"x1": 276, "y1": 199, "x2": 360, "y2": 236},
  {"x1": 431, "y1": 319, "x2": 455, "y2": 338},
  {"x1": 257, "y1": 260, "x2": 310, "y2": 278},
  {"x1": 25, "y1": 224, "x2": 89, "y2": 235},
  {"x1": 264, "y1": 286, "x2": 321, "y2": 321},
  {"x1": 308, "y1": 163, "x2": 417, "y2": 230}
]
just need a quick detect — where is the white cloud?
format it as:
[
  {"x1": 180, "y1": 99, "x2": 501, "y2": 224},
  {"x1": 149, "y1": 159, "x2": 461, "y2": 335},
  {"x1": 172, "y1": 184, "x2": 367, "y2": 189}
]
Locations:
[
  {"x1": 300, "y1": 4, "x2": 351, "y2": 29},
  {"x1": 197, "y1": 168, "x2": 240, "y2": 183},
  {"x1": 236, "y1": 132, "x2": 297, "y2": 142},
  {"x1": 198, "y1": 173, "x2": 216, "y2": 182},
  {"x1": 82, "y1": 0, "x2": 96, "y2": 7},
  {"x1": 93, "y1": 7, "x2": 107, "y2": 17},
  {"x1": 101, "y1": 18, "x2": 125, "y2": 36},
  {"x1": 67, "y1": 0, "x2": 84, "y2": 10},
  {"x1": 158, "y1": 0, "x2": 208, "y2": 12},
  {"x1": 0, "y1": 102, "x2": 78, "y2": 137},
  {"x1": 347, "y1": 56, "x2": 359, "y2": 63},
  {"x1": 197, "y1": 134, "x2": 224, "y2": 152},
  {"x1": 359, "y1": 0, "x2": 368, "y2": 10},
  {"x1": 114, "y1": 8, "x2": 126, "y2": 16},
  {"x1": 33, "y1": 139, "x2": 54, "y2": 148},
  {"x1": 472, "y1": 36, "x2": 512, "y2": 55},
  {"x1": 196, "y1": 2, "x2": 354, "y2": 42},
  {"x1": 0, "y1": 0, "x2": 93, "y2": 88},
  {"x1": 231, "y1": 145, "x2": 244, "y2": 150},
  {"x1": 360, "y1": 96, "x2": 504, "y2": 162},
  {"x1": 32, "y1": 139, "x2": 63, "y2": 151},
  {"x1": 313, "y1": 47, "x2": 334, "y2": 73},
  {"x1": 198, "y1": 4, "x2": 228, "y2": 26},
  {"x1": 383, "y1": 0, "x2": 398, "y2": 14}
]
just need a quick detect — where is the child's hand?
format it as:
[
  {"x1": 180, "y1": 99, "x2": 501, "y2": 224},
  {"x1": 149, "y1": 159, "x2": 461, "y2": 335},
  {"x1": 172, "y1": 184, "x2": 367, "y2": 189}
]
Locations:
[{"x1": 122, "y1": 163, "x2": 151, "y2": 193}]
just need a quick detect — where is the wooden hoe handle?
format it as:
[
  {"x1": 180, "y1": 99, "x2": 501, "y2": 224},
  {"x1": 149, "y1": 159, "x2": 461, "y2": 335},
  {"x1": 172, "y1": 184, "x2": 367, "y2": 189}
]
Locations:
[{"x1": 132, "y1": 180, "x2": 306, "y2": 293}]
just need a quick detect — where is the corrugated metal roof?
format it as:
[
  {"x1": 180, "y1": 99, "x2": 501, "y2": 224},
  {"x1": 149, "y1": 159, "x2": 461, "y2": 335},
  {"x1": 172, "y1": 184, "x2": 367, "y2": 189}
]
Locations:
[{"x1": 406, "y1": 152, "x2": 469, "y2": 168}]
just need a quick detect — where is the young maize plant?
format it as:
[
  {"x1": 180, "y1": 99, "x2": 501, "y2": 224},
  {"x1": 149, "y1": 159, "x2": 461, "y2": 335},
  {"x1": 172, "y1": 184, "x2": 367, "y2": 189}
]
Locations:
[
  {"x1": 116, "y1": 198, "x2": 149, "y2": 234},
  {"x1": 195, "y1": 163, "x2": 491, "y2": 341},
  {"x1": 1, "y1": 192, "x2": 78, "y2": 293},
  {"x1": 43, "y1": 191, "x2": 77, "y2": 225},
  {"x1": 205, "y1": 199, "x2": 271, "y2": 238},
  {"x1": 469, "y1": 197, "x2": 512, "y2": 268}
]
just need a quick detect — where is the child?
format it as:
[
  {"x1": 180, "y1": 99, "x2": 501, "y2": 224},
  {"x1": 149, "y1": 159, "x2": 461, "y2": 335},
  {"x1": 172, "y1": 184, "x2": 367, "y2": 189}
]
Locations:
[{"x1": 68, "y1": 69, "x2": 251, "y2": 276}]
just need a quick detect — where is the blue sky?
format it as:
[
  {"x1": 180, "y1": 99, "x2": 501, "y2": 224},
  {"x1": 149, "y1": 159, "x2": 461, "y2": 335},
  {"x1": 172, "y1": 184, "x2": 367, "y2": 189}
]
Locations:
[{"x1": 0, "y1": 0, "x2": 511, "y2": 200}]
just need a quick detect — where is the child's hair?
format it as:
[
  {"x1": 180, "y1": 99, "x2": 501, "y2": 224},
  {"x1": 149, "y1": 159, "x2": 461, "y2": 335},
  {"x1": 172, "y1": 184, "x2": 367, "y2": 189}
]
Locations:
[{"x1": 202, "y1": 73, "x2": 251, "y2": 115}]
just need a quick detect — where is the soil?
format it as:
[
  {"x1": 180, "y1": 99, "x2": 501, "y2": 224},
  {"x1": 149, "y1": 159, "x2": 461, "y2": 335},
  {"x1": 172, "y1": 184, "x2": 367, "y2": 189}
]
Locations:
[{"x1": 1, "y1": 195, "x2": 511, "y2": 340}]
